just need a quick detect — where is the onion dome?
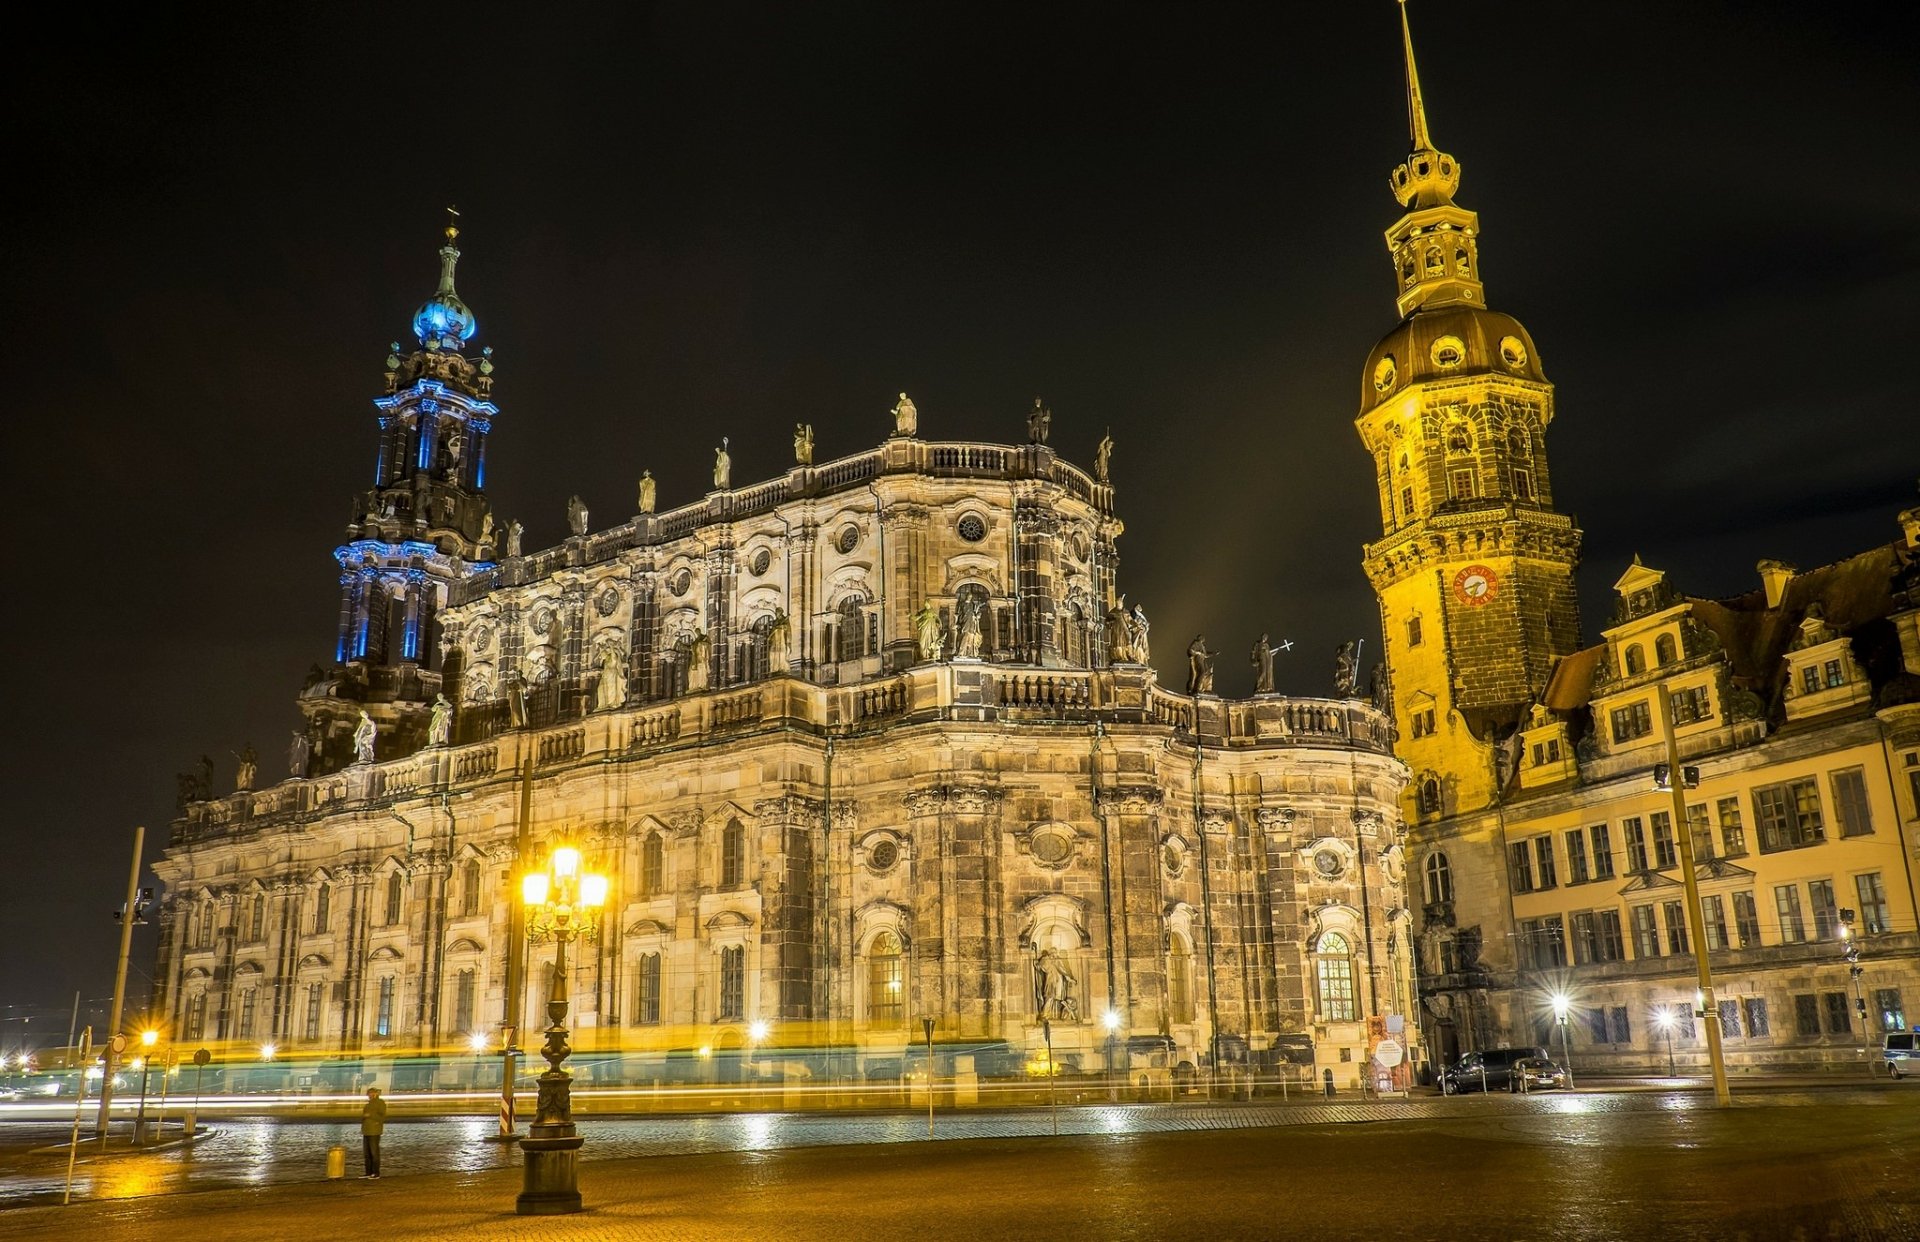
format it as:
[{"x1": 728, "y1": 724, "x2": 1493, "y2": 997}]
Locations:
[{"x1": 412, "y1": 218, "x2": 477, "y2": 351}]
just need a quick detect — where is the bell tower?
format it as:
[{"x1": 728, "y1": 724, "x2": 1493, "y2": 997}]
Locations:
[
  {"x1": 1357, "y1": 3, "x2": 1582, "y2": 821},
  {"x1": 299, "y1": 213, "x2": 501, "y2": 772}
]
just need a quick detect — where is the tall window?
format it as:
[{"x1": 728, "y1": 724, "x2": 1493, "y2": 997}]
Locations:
[
  {"x1": 1507, "y1": 427, "x2": 1533, "y2": 500},
  {"x1": 385, "y1": 871, "x2": 405, "y2": 926},
  {"x1": 1623, "y1": 644, "x2": 1646, "y2": 676},
  {"x1": 1423, "y1": 853, "x2": 1453, "y2": 906},
  {"x1": 1508, "y1": 842, "x2": 1534, "y2": 893},
  {"x1": 189, "y1": 992, "x2": 208, "y2": 1040},
  {"x1": 249, "y1": 896, "x2": 266, "y2": 942},
  {"x1": 718, "y1": 945, "x2": 745, "y2": 1021},
  {"x1": 1794, "y1": 994, "x2": 1821, "y2": 1037},
  {"x1": 721, "y1": 819, "x2": 747, "y2": 889},
  {"x1": 866, "y1": 931, "x2": 905, "y2": 1029},
  {"x1": 1755, "y1": 778, "x2": 1825, "y2": 852},
  {"x1": 238, "y1": 988, "x2": 257, "y2": 1039},
  {"x1": 1532, "y1": 836, "x2": 1557, "y2": 890},
  {"x1": 1406, "y1": 616, "x2": 1423, "y2": 647},
  {"x1": 1611, "y1": 701, "x2": 1652, "y2": 743},
  {"x1": 313, "y1": 883, "x2": 331, "y2": 934},
  {"x1": 1623, "y1": 818, "x2": 1649, "y2": 872},
  {"x1": 835, "y1": 595, "x2": 867, "y2": 663},
  {"x1": 1168, "y1": 934, "x2": 1196, "y2": 1022},
  {"x1": 1744, "y1": 998, "x2": 1770, "y2": 1038},
  {"x1": 1631, "y1": 906, "x2": 1660, "y2": 958},
  {"x1": 1875, "y1": 988, "x2": 1906, "y2": 1032},
  {"x1": 1808, "y1": 879, "x2": 1840, "y2": 940},
  {"x1": 305, "y1": 982, "x2": 324, "y2": 1041},
  {"x1": 1590, "y1": 824, "x2": 1616, "y2": 880},
  {"x1": 1774, "y1": 885, "x2": 1807, "y2": 943},
  {"x1": 462, "y1": 860, "x2": 482, "y2": 916},
  {"x1": 375, "y1": 976, "x2": 395, "y2": 1038},
  {"x1": 454, "y1": 969, "x2": 476, "y2": 1033},
  {"x1": 1654, "y1": 634, "x2": 1678, "y2": 666},
  {"x1": 636, "y1": 953, "x2": 662, "y2": 1025},
  {"x1": 1565, "y1": 828, "x2": 1589, "y2": 885},
  {"x1": 1732, "y1": 891, "x2": 1762, "y2": 948},
  {"x1": 1661, "y1": 901, "x2": 1689, "y2": 955},
  {"x1": 641, "y1": 833, "x2": 665, "y2": 897},
  {"x1": 1702, "y1": 895, "x2": 1728, "y2": 951},
  {"x1": 1314, "y1": 933, "x2": 1356, "y2": 1022},
  {"x1": 1596, "y1": 910, "x2": 1625, "y2": 962},
  {"x1": 1447, "y1": 468, "x2": 1476, "y2": 502},
  {"x1": 1856, "y1": 872, "x2": 1891, "y2": 934},
  {"x1": 1824, "y1": 992, "x2": 1852, "y2": 1035},
  {"x1": 1418, "y1": 777, "x2": 1441, "y2": 815},
  {"x1": 1717, "y1": 797, "x2": 1748, "y2": 857},
  {"x1": 1831, "y1": 768, "x2": 1874, "y2": 837},
  {"x1": 1650, "y1": 812, "x2": 1678, "y2": 869}
]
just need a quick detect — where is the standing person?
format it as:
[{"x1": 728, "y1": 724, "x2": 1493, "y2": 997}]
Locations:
[{"x1": 361, "y1": 1087, "x2": 387, "y2": 1179}]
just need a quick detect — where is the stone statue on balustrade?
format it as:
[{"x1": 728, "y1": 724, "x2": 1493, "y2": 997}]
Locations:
[
  {"x1": 287, "y1": 729, "x2": 311, "y2": 779},
  {"x1": 891, "y1": 392, "x2": 917, "y2": 438},
  {"x1": 427, "y1": 694, "x2": 453, "y2": 745},
  {"x1": 352, "y1": 711, "x2": 378, "y2": 764},
  {"x1": 766, "y1": 609, "x2": 792, "y2": 668},
  {"x1": 1250, "y1": 634, "x2": 1275, "y2": 695},
  {"x1": 911, "y1": 601, "x2": 945, "y2": 663},
  {"x1": 1094, "y1": 430, "x2": 1114, "y2": 484},
  {"x1": 1104, "y1": 597, "x2": 1135, "y2": 663},
  {"x1": 714, "y1": 438, "x2": 731, "y2": 489},
  {"x1": 506, "y1": 520, "x2": 524, "y2": 558},
  {"x1": 479, "y1": 511, "x2": 496, "y2": 550},
  {"x1": 567, "y1": 495, "x2": 589, "y2": 537},
  {"x1": 1027, "y1": 397, "x2": 1050, "y2": 445},
  {"x1": 594, "y1": 644, "x2": 628, "y2": 712},
  {"x1": 955, "y1": 597, "x2": 984, "y2": 660},
  {"x1": 1368, "y1": 662, "x2": 1391, "y2": 714},
  {"x1": 1033, "y1": 948, "x2": 1079, "y2": 1021},
  {"x1": 794, "y1": 423, "x2": 814, "y2": 467},
  {"x1": 1130, "y1": 604, "x2": 1151, "y2": 664},
  {"x1": 638, "y1": 471, "x2": 656, "y2": 515},
  {"x1": 232, "y1": 745, "x2": 258, "y2": 792},
  {"x1": 505, "y1": 669, "x2": 529, "y2": 728},
  {"x1": 1187, "y1": 635, "x2": 1216, "y2": 695},
  {"x1": 682, "y1": 629, "x2": 711, "y2": 692},
  {"x1": 1333, "y1": 640, "x2": 1360, "y2": 698}
]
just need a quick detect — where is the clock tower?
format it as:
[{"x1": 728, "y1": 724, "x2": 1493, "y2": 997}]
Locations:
[{"x1": 1356, "y1": 2, "x2": 1582, "y2": 821}]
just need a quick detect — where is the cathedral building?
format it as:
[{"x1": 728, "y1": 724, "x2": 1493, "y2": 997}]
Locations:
[
  {"x1": 1365, "y1": 7, "x2": 1920, "y2": 1070},
  {"x1": 151, "y1": 228, "x2": 1415, "y2": 1089}
]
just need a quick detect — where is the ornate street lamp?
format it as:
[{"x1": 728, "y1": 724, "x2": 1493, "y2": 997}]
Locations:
[{"x1": 515, "y1": 844, "x2": 608, "y2": 1216}]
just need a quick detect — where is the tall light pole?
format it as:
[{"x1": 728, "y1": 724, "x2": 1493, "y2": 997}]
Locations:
[
  {"x1": 1839, "y1": 910, "x2": 1871, "y2": 1074},
  {"x1": 1653, "y1": 1006, "x2": 1676, "y2": 1078},
  {"x1": 96, "y1": 826, "x2": 147, "y2": 1139},
  {"x1": 1550, "y1": 993, "x2": 1574, "y2": 1089},
  {"x1": 515, "y1": 843, "x2": 606, "y2": 1216},
  {"x1": 1653, "y1": 683, "x2": 1732, "y2": 1106}
]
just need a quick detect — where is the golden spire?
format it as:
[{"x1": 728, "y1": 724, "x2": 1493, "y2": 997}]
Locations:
[
  {"x1": 1398, "y1": 0, "x2": 1433, "y2": 152},
  {"x1": 444, "y1": 204, "x2": 461, "y2": 246}
]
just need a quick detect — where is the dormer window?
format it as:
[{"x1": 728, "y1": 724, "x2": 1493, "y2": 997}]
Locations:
[
  {"x1": 1824, "y1": 659, "x2": 1845, "y2": 688},
  {"x1": 1624, "y1": 644, "x2": 1646, "y2": 676},
  {"x1": 1655, "y1": 634, "x2": 1678, "y2": 666}
]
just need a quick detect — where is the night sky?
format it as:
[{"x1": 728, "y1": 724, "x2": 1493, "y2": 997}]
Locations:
[{"x1": 3, "y1": 3, "x2": 1914, "y2": 1032}]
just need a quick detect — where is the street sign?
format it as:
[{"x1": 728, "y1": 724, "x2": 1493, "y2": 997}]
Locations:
[
  {"x1": 193, "y1": 1049, "x2": 211, "y2": 1067},
  {"x1": 109, "y1": 1034, "x2": 128, "y2": 1055},
  {"x1": 1373, "y1": 1038, "x2": 1404, "y2": 1068}
]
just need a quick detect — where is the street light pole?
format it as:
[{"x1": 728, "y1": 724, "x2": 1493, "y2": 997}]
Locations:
[
  {"x1": 516, "y1": 844, "x2": 606, "y2": 1216},
  {"x1": 1654, "y1": 683, "x2": 1732, "y2": 1106},
  {"x1": 1839, "y1": 911, "x2": 1872, "y2": 1075},
  {"x1": 1551, "y1": 993, "x2": 1574, "y2": 1090},
  {"x1": 96, "y1": 825, "x2": 146, "y2": 1139}
]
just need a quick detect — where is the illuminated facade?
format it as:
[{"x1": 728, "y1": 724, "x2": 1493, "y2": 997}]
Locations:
[
  {"x1": 150, "y1": 228, "x2": 1416, "y2": 1089},
  {"x1": 1369, "y1": 7, "x2": 1920, "y2": 1070}
]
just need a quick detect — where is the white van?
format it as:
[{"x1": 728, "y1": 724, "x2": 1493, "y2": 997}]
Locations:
[{"x1": 1883, "y1": 1032, "x2": 1916, "y2": 1079}]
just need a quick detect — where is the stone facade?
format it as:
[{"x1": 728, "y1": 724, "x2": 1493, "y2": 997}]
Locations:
[
  {"x1": 1369, "y1": 8, "x2": 1920, "y2": 1073},
  {"x1": 150, "y1": 231, "x2": 1415, "y2": 1091}
]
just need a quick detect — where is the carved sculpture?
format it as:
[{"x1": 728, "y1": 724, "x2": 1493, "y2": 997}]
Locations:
[
  {"x1": 1333, "y1": 640, "x2": 1360, "y2": 698},
  {"x1": 1034, "y1": 948, "x2": 1078, "y2": 1021},
  {"x1": 638, "y1": 470, "x2": 656, "y2": 515},
  {"x1": 956, "y1": 597, "x2": 984, "y2": 659},
  {"x1": 1094, "y1": 430, "x2": 1114, "y2": 483},
  {"x1": 682, "y1": 629, "x2": 711, "y2": 692},
  {"x1": 1187, "y1": 636, "x2": 1216, "y2": 695},
  {"x1": 428, "y1": 693, "x2": 453, "y2": 745},
  {"x1": 1369, "y1": 662, "x2": 1391, "y2": 714},
  {"x1": 714, "y1": 437, "x2": 731, "y2": 489},
  {"x1": 287, "y1": 729, "x2": 311, "y2": 779},
  {"x1": 479, "y1": 511, "x2": 496, "y2": 549},
  {"x1": 1251, "y1": 633, "x2": 1275, "y2": 695},
  {"x1": 1130, "y1": 604, "x2": 1151, "y2": 664},
  {"x1": 352, "y1": 711, "x2": 377, "y2": 764},
  {"x1": 505, "y1": 670, "x2": 529, "y2": 728},
  {"x1": 232, "y1": 745, "x2": 257, "y2": 792},
  {"x1": 1027, "y1": 397, "x2": 1050, "y2": 444},
  {"x1": 911, "y1": 601, "x2": 945, "y2": 662},
  {"x1": 594, "y1": 644, "x2": 627, "y2": 711},
  {"x1": 1104, "y1": 596, "x2": 1134, "y2": 663},
  {"x1": 767, "y1": 609, "x2": 792, "y2": 668},
  {"x1": 794, "y1": 423, "x2": 814, "y2": 466},
  {"x1": 506, "y1": 520, "x2": 524, "y2": 558},
  {"x1": 567, "y1": 495, "x2": 589, "y2": 537},
  {"x1": 891, "y1": 392, "x2": 917, "y2": 437}
]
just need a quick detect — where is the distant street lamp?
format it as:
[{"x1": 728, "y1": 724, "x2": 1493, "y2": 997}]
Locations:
[
  {"x1": 1102, "y1": 1009, "x2": 1123, "y2": 1100},
  {"x1": 133, "y1": 1029, "x2": 158, "y2": 1144},
  {"x1": 515, "y1": 844, "x2": 607, "y2": 1216},
  {"x1": 1550, "y1": 993, "x2": 1575, "y2": 1090},
  {"x1": 1653, "y1": 1007, "x2": 1676, "y2": 1078}
]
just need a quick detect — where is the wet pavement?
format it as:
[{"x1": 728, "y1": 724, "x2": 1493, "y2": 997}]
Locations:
[{"x1": 0, "y1": 1089, "x2": 1913, "y2": 1240}]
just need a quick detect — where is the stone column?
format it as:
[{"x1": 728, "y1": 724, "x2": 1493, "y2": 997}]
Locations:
[
  {"x1": 1256, "y1": 807, "x2": 1308, "y2": 1039},
  {"x1": 1109, "y1": 786, "x2": 1166, "y2": 1026},
  {"x1": 902, "y1": 788, "x2": 948, "y2": 1029},
  {"x1": 755, "y1": 795, "x2": 823, "y2": 1022}
]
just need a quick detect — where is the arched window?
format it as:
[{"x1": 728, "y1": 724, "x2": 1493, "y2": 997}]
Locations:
[
  {"x1": 721, "y1": 819, "x2": 746, "y2": 889},
  {"x1": 375, "y1": 976, "x2": 395, "y2": 1037},
  {"x1": 313, "y1": 883, "x2": 331, "y2": 934},
  {"x1": 1507, "y1": 426, "x2": 1533, "y2": 499},
  {"x1": 453, "y1": 968, "x2": 476, "y2": 1033},
  {"x1": 635, "y1": 952, "x2": 662, "y2": 1025},
  {"x1": 249, "y1": 895, "x2": 265, "y2": 942},
  {"x1": 717, "y1": 945, "x2": 746, "y2": 1021},
  {"x1": 1315, "y1": 933, "x2": 1357, "y2": 1022},
  {"x1": 1401, "y1": 257, "x2": 1417, "y2": 287},
  {"x1": 1424, "y1": 247, "x2": 1444, "y2": 275},
  {"x1": 866, "y1": 930, "x2": 905, "y2": 1029},
  {"x1": 304, "y1": 981, "x2": 324, "y2": 1041},
  {"x1": 1424, "y1": 853, "x2": 1454, "y2": 905},
  {"x1": 461, "y1": 859, "x2": 482, "y2": 916},
  {"x1": 1167, "y1": 932, "x2": 1196, "y2": 1023},
  {"x1": 1655, "y1": 634, "x2": 1678, "y2": 666},
  {"x1": 835, "y1": 594, "x2": 868, "y2": 663},
  {"x1": 1624, "y1": 644, "x2": 1646, "y2": 676},
  {"x1": 385, "y1": 871, "x2": 405, "y2": 926},
  {"x1": 1454, "y1": 247, "x2": 1471, "y2": 276},
  {"x1": 1398, "y1": 454, "x2": 1414, "y2": 518},
  {"x1": 1418, "y1": 777, "x2": 1442, "y2": 815},
  {"x1": 641, "y1": 832, "x2": 665, "y2": 897}
]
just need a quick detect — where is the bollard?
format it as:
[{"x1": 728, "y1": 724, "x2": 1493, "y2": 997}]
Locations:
[
  {"x1": 1322, "y1": 1068, "x2": 1335, "y2": 1099},
  {"x1": 326, "y1": 1146, "x2": 346, "y2": 1180}
]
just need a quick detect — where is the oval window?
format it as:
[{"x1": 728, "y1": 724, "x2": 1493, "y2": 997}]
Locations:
[
  {"x1": 750, "y1": 548, "x2": 773, "y2": 576},
  {"x1": 1499, "y1": 336, "x2": 1528, "y2": 367},
  {"x1": 1373, "y1": 355, "x2": 1397, "y2": 393},
  {"x1": 957, "y1": 514, "x2": 987, "y2": 543},
  {"x1": 836, "y1": 525, "x2": 860, "y2": 554},
  {"x1": 1430, "y1": 336, "x2": 1466, "y2": 368}
]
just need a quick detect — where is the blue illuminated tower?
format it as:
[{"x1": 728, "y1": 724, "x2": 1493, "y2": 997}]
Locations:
[{"x1": 298, "y1": 214, "x2": 499, "y2": 771}]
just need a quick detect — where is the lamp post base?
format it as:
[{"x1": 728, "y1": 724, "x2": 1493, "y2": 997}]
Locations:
[{"x1": 516, "y1": 1131, "x2": 584, "y2": 1215}]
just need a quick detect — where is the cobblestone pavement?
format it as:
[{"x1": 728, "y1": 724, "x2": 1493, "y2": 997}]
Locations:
[
  {"x1": 1, "y1": 1090, "x2": 1915, "y2": 1241},
  {"x1": 0, "y1": 1090, "x2": 1755, "y2": 1207}
]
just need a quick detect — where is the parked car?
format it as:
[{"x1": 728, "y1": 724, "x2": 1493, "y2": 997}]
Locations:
[
  {"x1": 1883, "y1": 1032, "x2": 1917, "y2": 1079},
  {"x1": 1510, "y1": 1056, "x2": 1569, "y2": 1092},
  {"x1": 1438, "y1": 1046, "x2": 1552, "y2": 1094}
]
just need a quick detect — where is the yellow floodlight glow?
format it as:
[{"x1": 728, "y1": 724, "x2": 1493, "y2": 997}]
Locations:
[
  {"x1": 522, "y1": 872, "x2": 551, "y2": 907},
  {"x1": 579, "y1": 873, "x2": 609, "y2": 908},
  {"x1": 551, "y1": 846, "x2": 581, "y2": 879},
  {"x1": 141, "y1": 1029, "x2": 159, "y2": 1048},
  {"x1": 469, "y1": 1032, "x2": 490, "y2": 1053}
]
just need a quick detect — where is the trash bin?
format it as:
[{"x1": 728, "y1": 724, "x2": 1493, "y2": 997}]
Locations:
[{"x1": 326, "y1": 1145, "x2": 346, "y2": 1179}]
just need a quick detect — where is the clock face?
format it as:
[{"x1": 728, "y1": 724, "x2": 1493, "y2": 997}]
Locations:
[{"x1": 1453, "y1": 564, "x2": 1499, "y2": 606}]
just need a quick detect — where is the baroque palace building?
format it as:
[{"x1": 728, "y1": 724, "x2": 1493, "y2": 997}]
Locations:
[
  {"x1": 150, "y1": 225, "x2": 1416, "y2": 1089},
  {"x1": 1366, "y1": 7, "x2": 1920, "y2": 1070}
]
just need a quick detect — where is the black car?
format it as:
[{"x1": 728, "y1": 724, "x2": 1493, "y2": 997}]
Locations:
[{"x1": 1438, "y1": 1046, "x2": 1554, "y2": 1094}]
